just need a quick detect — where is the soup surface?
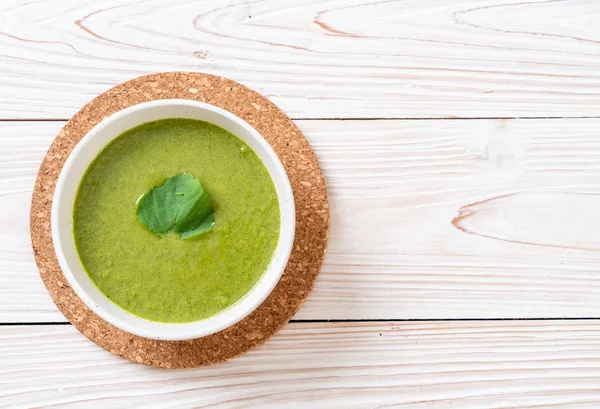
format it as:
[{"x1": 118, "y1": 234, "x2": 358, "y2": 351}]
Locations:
[{"x1": 73, "y1": 118, "x2": 280, "y2": 323}]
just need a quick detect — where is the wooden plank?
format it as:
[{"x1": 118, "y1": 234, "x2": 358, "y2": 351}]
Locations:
[
  {"x1": 0, "y1": 122, "x2": 62, "y2": 322},
  {"x1": 1, "y1": 0, "x2": 600, "y2": 119},
  {"x1": 4, "y1": 119, "x2": 600, "y2": 322},
  {"x1": 1, "y1": 321, "x2": 600, "y2": 408}
]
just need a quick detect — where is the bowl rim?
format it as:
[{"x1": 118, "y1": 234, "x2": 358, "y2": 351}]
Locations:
[{"x1": 51, "y1": 99, "x2": 296, "y2": 340}]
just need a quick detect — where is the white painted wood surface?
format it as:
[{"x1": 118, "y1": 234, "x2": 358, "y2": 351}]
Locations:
[
  {"x1": 1, "y1": 0, "x2": 600, "y2": 119},
  {"x1": 4, "y1": 119, "x2": 600, "y2": 322},
  {"x1": 3, "y1": 0, "x2": 600, "y2": 407},
  {"x1": 2, "y1": 321, "x2": 600, "y2": 408}
]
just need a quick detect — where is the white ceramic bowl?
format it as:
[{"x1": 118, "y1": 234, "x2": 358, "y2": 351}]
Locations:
[{"x1": 52, "y1": 99, "x2": 295, "y2": 341}]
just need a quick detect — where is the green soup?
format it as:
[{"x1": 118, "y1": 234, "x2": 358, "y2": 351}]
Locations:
[{"x1": 73, "y1": 118, "x2": 280, "y2": 323}]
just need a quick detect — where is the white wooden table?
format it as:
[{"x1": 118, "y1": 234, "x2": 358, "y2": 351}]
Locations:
[{"x1": 2, "y1": 0, "x2": 600, "y2": 407}]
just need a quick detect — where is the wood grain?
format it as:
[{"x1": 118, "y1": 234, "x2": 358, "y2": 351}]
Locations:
[
  {"x1": 1, "y1": 0, "x2": 600, "y2": 119},
  {"x1": 1, "y1": 321, "x2": 600, "y2": 408},
  {"x1": 0, "y1": 122, "x2": 60, "y2": 322},
  {"x1": 4, "y1": 0, "x2": 600, "y2": 404},
  {"x1": 4, "y1": 119, "x2": 600, "y2": 322}
]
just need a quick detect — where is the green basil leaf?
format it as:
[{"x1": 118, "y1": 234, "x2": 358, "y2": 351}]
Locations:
[
  {"x1": 136, "y1": 173, "x2": 215, "y2": 239},
  {"x1": 180, "y1": 212, "x2": 215, "y2": 240}
]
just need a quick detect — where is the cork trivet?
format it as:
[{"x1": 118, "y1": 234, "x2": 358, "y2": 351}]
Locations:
[{"x1": 30, "y1": 72, "x2": 328, "y2": 368}]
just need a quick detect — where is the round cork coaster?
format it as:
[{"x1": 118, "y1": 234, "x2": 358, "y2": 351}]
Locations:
[{"x1": 30, "y1": 72, "x2": 328, "y2": 368}]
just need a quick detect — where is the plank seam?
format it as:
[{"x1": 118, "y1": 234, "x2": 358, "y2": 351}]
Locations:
[
  {"x1": 3, "y1": 317, "x2": 600, "y2": 326},
  {"x1": 2, "y1": 116, "x2": 600, "y2": 122}
]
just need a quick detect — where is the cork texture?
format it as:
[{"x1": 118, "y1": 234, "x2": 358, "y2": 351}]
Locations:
[{"x1": 30, "y1": 72, "x2": 329, "y2": 368}]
